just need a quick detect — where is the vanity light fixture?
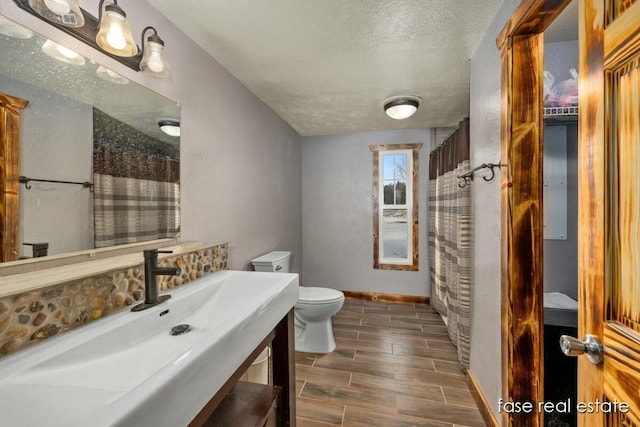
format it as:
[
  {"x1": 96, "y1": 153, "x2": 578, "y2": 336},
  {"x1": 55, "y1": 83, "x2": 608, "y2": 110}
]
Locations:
[
  {"x1": 14, "y1": 0, "x2": 172, "y2": 73},
  {"x1": 27, "y1": 0, "x2": 85, "y2": 27},
  {"x1": 96, "y1": 0, "x2": 138, "y2": 57},
  {"x1": 139, "y1": 26, "x2": 172, "y2": 79},
  {"x1": 383, "y1": 95, "x2": 422, "y2": 120},
  {"x1": 158, "y1": 119, "x2": 180, "y2": 137},
  {"x1": 41, "y1": 39, "x2": 85, "y2": 65},
  {"x1": 0, "y1": 15, "x2": 33, "y2": 39}
]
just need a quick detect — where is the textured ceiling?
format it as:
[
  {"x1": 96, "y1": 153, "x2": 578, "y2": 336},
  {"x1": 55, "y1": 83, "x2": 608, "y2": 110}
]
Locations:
[{"x1": 148, "y1": 0, "x2": 503, "y2": 136}]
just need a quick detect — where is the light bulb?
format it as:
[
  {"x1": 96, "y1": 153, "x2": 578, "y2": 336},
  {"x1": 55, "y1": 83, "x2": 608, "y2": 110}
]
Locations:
[
  {"x1": 56, "y1": 44, "x2": 79, "y2": 59},
  {"x1": 41, "y1": 39, "x2": 85, "y2": 65},
  {"x1": 106, "y1": 29, "x2": 126, "y2": 50},
  {"x1": 147, "y1": 49, "x2": 165, "y2": 73},
  {"x1": 140, "y1": 30, "x2": 172, "y2": 78},
  {"x1": 0, "y1": 16, "x2": 33, "y2": 39},
  {"x1": 96, "y1": 65, "x2": 129, "y2": 84},
  {"x1": 96, "y1": 6, "x2": 137, "y2": 57},
  {"x1": 105, "y1": 68, "x2": 120, "y2": 78},
  {"x1": 104, "y1": 11, "x2": 127, "y2": 50},
  {"x1": 43, "y1": 0, "x2": 71, "y2": 15}
]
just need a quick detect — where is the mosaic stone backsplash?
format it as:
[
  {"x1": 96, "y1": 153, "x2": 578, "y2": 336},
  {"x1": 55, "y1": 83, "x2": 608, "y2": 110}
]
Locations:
[{"x1": 0, "y1": 244, "x2": 228, "y2": 358}]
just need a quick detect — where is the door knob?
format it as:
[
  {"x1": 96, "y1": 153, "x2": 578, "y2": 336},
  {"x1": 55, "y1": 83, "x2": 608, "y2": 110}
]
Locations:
[{"x1": 559, "y1": 334, "x2": 603, "y2": 364}]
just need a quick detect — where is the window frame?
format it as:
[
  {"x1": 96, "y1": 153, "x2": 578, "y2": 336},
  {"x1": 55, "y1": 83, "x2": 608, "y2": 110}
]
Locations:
[{"x1": 370, "y1": 143, "x2": 422, "y2": 271}]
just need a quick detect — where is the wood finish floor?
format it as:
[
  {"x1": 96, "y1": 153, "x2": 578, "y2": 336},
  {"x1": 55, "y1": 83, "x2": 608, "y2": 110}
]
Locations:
[{"x1": 294, "y1": 299, "x2": 485, "y2": 427}]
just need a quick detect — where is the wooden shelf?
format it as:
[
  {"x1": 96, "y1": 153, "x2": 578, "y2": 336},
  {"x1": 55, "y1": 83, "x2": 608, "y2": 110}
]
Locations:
[
  {"x1": 202, "y1": 381, "x2": 281, "y2": 427},
  {"x1": 543, "y1": 105, "x2": 579, "y2": 124}
]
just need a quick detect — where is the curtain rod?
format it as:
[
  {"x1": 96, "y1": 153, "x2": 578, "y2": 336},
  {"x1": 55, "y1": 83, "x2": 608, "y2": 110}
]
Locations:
[{"x1": 19, "y1": 176, "x2": 94, "y2": 192}]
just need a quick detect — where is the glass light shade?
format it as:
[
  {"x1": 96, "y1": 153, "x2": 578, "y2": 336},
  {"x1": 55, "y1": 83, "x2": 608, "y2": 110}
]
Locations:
[
  {"x1": 0, "y1": 16, "x2": 33, "y2": 39},
  {"x1": 41, "y1": 39, "x2": 85, "y2": 65},
  {"x1": 384, "y1": 97, "x2": 421, "y2": 120},
  {"x1": 27, "y1": 0, "x2": 85, "y2": 27},
  {"x1": 385, "y1": 104, "x2": 418, "y2": 120},
  {"x1": 140, "y1": 37, "x2": 172, "y2": 78},
  {"x1": 96, "y1": 5, "x2": 138, "y2": 57},
  {"x1": 158, "y1": 119, "x2": 180, "y2": 137},
  {"x1": 96, "y1": 65, "x2": 129, "y2": 84}
]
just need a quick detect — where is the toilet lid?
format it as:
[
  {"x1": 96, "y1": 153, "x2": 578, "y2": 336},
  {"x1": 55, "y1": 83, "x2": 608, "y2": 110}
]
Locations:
[{"x1": 298, "y1": 287, "x2": 344, "y2": 304}]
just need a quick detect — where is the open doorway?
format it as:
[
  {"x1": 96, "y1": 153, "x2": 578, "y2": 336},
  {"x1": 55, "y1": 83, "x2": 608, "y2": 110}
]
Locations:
[
  {"x1": 541, "y1": 4, "x2": 579, "y2": 425},
  {"x1": 500, "y1": 0, "x2": 640, "y2": 425},
  {"x1": 496, "y1": 0, "x2": 574, "y2": 425}
]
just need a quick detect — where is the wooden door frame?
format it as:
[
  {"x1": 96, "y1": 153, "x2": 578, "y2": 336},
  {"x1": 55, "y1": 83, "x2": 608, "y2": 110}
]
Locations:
[
  {"x1": 0, "y1": 93, "x2": 28, "y2": 262},
  {"x1": 496, "y1": 1, "x2": 573, "y2": 425},
  {"x1": 576, "y1": 1, "x2": 605, "y2": 425}
]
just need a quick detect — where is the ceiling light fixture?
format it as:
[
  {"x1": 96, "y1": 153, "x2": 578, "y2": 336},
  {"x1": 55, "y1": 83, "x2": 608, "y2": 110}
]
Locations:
[
  {"x1": 27, "y1": 0, "x2": 85, "y2": 27},
  {"x1": 0, "y1": 15, "x2": 34, "y2": 39},
  {"x1": 96, "y1": 0, "x2": 138, "y2": 57},
  {"x1": 383, "y1": 96, "x2": 422, "y2": 120},
  {"x1": 41, "y1": 39, "x2": 85, "y2": 65},
  {"x1": 158, "y1": 119, "x2": 180, "y2": 137},
  {"x1": 140, "y1": 26, "x2": 172, "y2": 79}
]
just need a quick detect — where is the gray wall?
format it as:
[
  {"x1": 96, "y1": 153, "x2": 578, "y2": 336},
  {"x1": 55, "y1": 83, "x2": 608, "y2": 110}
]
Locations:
[
  {"x1": 0, "y1": 1, "x2": 303, "y2": 272},
  {"x1": 0, "y1": 75, "x2": 94, "y2": 257},
  {"x1": 301, "y1": 129, "x2": 430, "y2": 295},
  {"x1": 469, "y1": 0, "x2": 521, "y2": 423}
]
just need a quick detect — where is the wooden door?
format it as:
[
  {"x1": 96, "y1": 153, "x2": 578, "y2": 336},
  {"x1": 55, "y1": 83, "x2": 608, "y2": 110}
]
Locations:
[
  {"x1": 578, "y1": 0, "x2": 640, "y2": 425},
  {"x1": 0, "y1": 93, "x2": 27, "y2": 262}
]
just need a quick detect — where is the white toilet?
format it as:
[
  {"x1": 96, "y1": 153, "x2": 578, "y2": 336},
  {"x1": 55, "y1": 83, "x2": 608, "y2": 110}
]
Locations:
[{"x1": 251, "y1": 251, "x2": 344, "y2": 354}]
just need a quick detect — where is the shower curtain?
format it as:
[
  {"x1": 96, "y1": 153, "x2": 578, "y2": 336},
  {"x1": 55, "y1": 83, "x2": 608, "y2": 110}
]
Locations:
[
  {"x1": 92, "y1": 109, "x2": 180, "y2": 248},
  {"x1": 428, "y1": 118, "x2": 472, "y2": 369}
]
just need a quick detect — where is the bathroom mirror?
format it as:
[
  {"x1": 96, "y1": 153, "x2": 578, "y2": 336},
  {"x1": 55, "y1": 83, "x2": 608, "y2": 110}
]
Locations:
[{"x1": 0, "y1": 14, "x2": 180, "y2": 262}]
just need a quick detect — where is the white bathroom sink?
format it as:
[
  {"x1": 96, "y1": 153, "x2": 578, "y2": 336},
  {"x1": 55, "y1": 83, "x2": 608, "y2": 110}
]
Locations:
[{"x1": 0, "y1": 270, "x2": 299, "y2": 427}]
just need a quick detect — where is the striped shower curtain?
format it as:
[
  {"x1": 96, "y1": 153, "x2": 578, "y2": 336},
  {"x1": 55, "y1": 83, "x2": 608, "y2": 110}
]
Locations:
[
  {"x1": 92, "y1": 109, "x2": 180, "y2": 248},
  {"x1": 428, "y1": 118, "x2": 472, "y2": 369}
]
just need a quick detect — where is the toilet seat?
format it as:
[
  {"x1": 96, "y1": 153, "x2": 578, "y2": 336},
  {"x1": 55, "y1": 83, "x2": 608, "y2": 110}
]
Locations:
[{"x1": 296, "y1": 287, "x2": 344, "y2": 305}]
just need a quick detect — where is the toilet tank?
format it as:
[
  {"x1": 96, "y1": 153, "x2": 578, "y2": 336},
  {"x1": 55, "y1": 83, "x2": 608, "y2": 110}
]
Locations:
[{"x1": 251, "y1": 251, "x2": 291, "y2": 273}]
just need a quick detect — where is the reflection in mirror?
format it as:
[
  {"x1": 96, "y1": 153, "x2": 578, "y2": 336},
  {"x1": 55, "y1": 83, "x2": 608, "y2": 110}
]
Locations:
[{"x1": 0, "y1": 15, "x2": 180, "y2": 262}]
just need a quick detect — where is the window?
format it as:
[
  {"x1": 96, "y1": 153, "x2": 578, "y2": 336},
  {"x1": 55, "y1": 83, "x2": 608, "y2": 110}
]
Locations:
[{"x1": 370, "y1": 143, "x2": 422, "y2": 270}]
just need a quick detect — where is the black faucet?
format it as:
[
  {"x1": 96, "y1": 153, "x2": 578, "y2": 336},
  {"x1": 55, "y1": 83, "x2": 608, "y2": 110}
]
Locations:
[{"x1": 131, "y1": 249, "x2": 181, "y2": 312}]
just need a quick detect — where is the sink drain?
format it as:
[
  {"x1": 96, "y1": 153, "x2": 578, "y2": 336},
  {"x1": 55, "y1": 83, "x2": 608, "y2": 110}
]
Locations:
[{"x1": 170, "y1": 324, "x2": 191, "y2": 336}]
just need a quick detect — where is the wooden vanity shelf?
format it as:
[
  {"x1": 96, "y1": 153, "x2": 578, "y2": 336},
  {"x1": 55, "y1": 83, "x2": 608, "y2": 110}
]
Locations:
[
  {"x1": 189, "y1": 310, "x2": 296, "y2": 427},
  {"x1": 202, "y1": 381, "x2": 281, "y2": 427}
]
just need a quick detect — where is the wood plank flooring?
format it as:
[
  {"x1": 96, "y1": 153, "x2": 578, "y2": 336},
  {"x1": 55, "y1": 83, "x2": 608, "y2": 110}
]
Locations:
[{"x1": 294, "y1": 299, "x2": 485, "y2": 427}]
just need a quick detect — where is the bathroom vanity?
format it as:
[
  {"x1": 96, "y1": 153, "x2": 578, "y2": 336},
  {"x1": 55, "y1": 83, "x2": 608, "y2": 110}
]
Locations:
[{"x1": 0, "y1": 244, "x2": 298, "y2": 427}]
